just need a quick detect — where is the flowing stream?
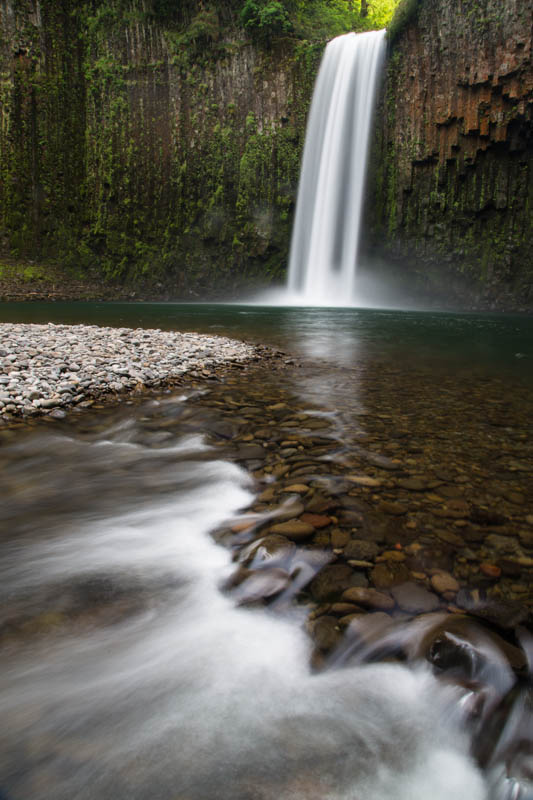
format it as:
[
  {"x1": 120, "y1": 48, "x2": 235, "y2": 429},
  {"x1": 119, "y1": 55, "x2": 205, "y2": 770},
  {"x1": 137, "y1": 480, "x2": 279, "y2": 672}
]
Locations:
[{"x1": 1, "y1": 302, "x2": 532, "y2": 799}]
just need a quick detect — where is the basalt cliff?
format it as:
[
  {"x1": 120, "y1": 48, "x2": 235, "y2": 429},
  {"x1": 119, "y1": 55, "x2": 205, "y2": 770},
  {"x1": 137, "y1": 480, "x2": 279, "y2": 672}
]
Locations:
[
  {"x1": 0, "y1": 0, "x2": 319, "y2": 297},
  {"x1": 1, "y1": 0, "x2": 532, "y2": 308},
  {"x1": 365, "y1": 0, "x2": 533, "y2": 310}
]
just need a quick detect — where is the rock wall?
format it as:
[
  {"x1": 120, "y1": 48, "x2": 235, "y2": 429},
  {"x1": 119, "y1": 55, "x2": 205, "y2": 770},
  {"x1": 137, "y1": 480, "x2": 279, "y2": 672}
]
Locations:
[
  {"x1": 365, "y1": 0, "x2": 533, "y2": 310},
  {"x1": 0, "y1": 0, "x2": 320, "y2": 295}
]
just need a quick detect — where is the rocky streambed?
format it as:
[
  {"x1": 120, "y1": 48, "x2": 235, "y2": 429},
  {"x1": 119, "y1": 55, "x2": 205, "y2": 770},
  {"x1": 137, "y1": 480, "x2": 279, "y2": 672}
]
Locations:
[
  {"x1": 0, "y1": 322, "x2": 258, "y2": 423},
  {"x1": 1, "y1": 321, "x2": 532, "y2": 793}
]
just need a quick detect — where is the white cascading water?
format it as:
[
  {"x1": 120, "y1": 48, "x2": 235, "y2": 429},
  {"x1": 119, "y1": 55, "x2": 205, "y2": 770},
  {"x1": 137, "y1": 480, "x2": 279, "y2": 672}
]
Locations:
[
  {"x1": 287, "y1": 30, "x2": 386, "y2": 305},
  {"x1": 0, "y1": 410, "x2": 488, "y2": 800}
]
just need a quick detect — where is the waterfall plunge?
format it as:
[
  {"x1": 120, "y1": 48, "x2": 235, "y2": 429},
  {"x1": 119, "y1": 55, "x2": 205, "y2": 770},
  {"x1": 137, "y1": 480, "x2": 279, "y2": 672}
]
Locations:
[{"x1": 287, "y1": 30, "x2": 386, "y2": 306}]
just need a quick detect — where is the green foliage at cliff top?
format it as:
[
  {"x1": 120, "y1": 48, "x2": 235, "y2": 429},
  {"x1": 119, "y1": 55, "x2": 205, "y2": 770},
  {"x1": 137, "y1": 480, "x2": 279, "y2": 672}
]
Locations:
[
  {"x1": 386, "y1": 0, "x2": 422, "y2": 43},
  {"x1": 241, "y1": 0, "x2": 403, "y2": 40},
  {"x1": 153, "y1": 0, "x2": 402, "y2": 42}
]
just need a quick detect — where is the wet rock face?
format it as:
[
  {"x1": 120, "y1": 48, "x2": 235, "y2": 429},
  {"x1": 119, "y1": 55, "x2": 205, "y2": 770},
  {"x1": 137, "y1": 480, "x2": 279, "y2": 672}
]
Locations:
[
  {"x1": 0, "y1": 1, "x2": 319, "y2": 295},
  {"x1": 365, "y1": 0, "x2": 533, "y2": 311}
]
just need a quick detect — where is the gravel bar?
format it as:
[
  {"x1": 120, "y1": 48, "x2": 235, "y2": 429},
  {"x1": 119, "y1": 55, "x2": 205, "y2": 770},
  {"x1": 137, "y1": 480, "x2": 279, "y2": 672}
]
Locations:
[{"x1": 0, "y1": 322, "x2": 258, "y2": 422}]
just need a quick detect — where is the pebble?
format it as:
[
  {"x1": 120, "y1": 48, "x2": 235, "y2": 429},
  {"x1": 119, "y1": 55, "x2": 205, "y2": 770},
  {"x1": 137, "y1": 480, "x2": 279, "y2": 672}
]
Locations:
[
  {"x1": 268, "y1": 520, "x2": 315, "y2": 541},
  {"x1": 390, "y1": 582, "x2": 440, "y2": 613},
  {"x1": 378, "y1": 501, "x2": 408, "y2": 516},
  {"x1": 343, "y1": 539, "x2": 379, "y2": 561},
  {"x1": 309, "y1": 615, "x2": 342, "y2": 652},
  {"x1": 347, "y1": 475, "x2": 382, "y2": 487},
  {"x1": 300, "y1": 513, "x2": 331, "y2": 528},
  {"x1": 281, "y1": 484, "x2": 310, "y2": 494},
  {"x1": 480, "y1": 563, "x2": 502, "y2": 578},
  {"x1": 430, "y1": 572, "x2": 460, "y2": 595},
  {"x1": 0, "y1": 323, "x2": 256, "y2": 422},
  {"x1": 272, "y1": 502, "x2": 305, "y2": 522},
  {"x1": 310, "y1": 565, "x2": 367, "y2": 603},
  {"x1": 341, "y1": 587, "x2": 395, "y2": 611}
]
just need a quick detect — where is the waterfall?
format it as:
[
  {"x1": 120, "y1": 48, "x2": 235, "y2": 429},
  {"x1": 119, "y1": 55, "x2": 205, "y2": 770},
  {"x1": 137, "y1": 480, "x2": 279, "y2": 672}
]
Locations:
[{"x1": 287, "y1": 30, "x2": 386, "y2": 306}]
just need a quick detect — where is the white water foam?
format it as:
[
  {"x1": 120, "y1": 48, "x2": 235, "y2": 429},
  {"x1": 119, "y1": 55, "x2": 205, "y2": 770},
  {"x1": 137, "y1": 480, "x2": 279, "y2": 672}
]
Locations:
[{"x1": 0, "y1": 425, "x2": 487, "y2": 800}]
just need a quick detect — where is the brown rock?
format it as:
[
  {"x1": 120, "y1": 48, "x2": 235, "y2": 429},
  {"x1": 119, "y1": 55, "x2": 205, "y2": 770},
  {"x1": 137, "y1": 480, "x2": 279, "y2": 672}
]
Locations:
[
  {"x1": 390, "y1": 582, "x2": 440, "y2": 613},
  {"x1": 281, "y1": 484, "x2": 310, "y2": 494},
  {"x1": 343, "y1": 539, "x2": 379, "y2": 561},
  {"x1": 230, "y1": 518, "x2": 257, "y2": 533},
  {"x1": 347, "y1": 475, "x2": 382, "y2": 487},
  {"x1": 273, "y1": 501, "x2": 305, "y2": 522},
  {"x1": 438, "y1": 486, "x2": 464, "y2": 499},
  {"x1": 344, "y1": 611, "x2": 394, "y2": 639},
  {"x1": 505, "y1": 492, "x2": 525, "y2": 505},
  {"x1": 300, "y1": 513, "x2": 331, "y2": 529},
  {"x1": 341, "y1": 587, "x2": 395, "y2": 610},
  {"x1": 268, "y1": 520, "x2": 315, "y2": 541},
  {"x1": 338, "y1": 509, "x2": 364, "y2": 526},
  {"x1": 470, "y1": 507, "x2": 508, "y2": 526},
  {"x1": 378, "y1": 501, "x2": 408, "y2": 516},
  {"x1": 330, "y1": 602, "x2": 363, "y2": 615},
  {"x1": 310, "y1": 564, "x2": 367, "y2": 602},
  {"x1": 436, "y1": 529, "x2": 466, "y2": 547},
  {"x1": 430, "y1": 572, "x2": 460, "y2": 595},
  {"x1": 371, "y1": 561, "x2": 410, "y2": 589},
  {"x1": 480, "y1": 563, "x2": 502, "y2": 578},
  {"x1": 309, "y1": 615, "x2": 341, "y2": 652},
  {"x1": 377, "y1": 550, "x2": 406, "y2": 562},
  {"x1": 258, "y1": 487, "x2": 276, "y2": 503},
  {"x1": 518, "y1": 529, "x2": 533, "y2": 547},
  {"x1": 398, "y1": 478, "x2": 431, "y2": 491},
  {"x1": 305, "y1": 494, "x2": 334, "y2": 513},
  {"x1": 331, "y1": 528, "x2": 351, "y2": 549},
  {"x1": 235, "y1": 444, "x2": 266, "y2": 460}
]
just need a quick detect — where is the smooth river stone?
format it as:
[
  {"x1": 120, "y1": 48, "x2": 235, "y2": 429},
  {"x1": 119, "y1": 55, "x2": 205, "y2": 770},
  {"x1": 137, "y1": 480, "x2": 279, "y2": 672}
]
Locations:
[
  {"x1": 268, "y1": 520, "x2": 315, "y2": 541},
  {"x1": 331, "y1": 528, "x2": 351, "y2": 549},
  {"x1": 430, "y1": 571, "x2": 460, "y2": 595},
  {"x1": 390, "y1": 582, "x2": 440, "y2": 613},
  {"x1": 309, "y1": 615, "x2": 342, "y2": 652},
  {"x1": 273, "y1": 501, "x2": 305, "y2": 522},
  {"x1": 370, "y1": 562, "x2": 410, "y2": 589},
  {"x1": 397, "y1": 478, "x2": 431, "y2": 491},
  {"x1": 281, "y1": 484, "x2": 310, "y2": 494},
  {"x1": 235, "y1": 444, "x2": 266, "y2": 460},
  {"x1": 343, "y1": 539, "x2": 379, "y2": 561},
  {"x1": 341, "y1": 587, "x2": 395, "y2": 611},
  {"x1": 310, "y1": 565, "x2": 367, "y2": 603},
  {"x1": 347, "y1": 475, "x2": 382, "y2": 487},
  {"x1": 378, "y1": 501, "x2": 408, "y2": 516},
  {"x1": 300, "y1": 512, "x2": 331, "y2": 528}
]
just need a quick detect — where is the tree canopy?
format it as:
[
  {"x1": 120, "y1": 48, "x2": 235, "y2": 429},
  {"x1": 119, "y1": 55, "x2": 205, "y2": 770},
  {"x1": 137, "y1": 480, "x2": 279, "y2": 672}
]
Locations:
[{"x1": 240, "y1": 0, "x2": 403, "y2": 40}]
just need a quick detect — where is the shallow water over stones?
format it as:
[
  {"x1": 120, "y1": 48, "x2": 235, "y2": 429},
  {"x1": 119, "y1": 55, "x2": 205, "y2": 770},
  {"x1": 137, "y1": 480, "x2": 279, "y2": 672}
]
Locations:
[{"x1": 1, "y1": 304, "x2": 532, "y2": 798}]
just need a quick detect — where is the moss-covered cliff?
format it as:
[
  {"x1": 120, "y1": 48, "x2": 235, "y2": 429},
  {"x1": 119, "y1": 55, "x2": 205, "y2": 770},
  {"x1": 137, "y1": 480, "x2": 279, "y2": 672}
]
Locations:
[
  {"x1": 0, "y1": 0, "x2": 323, "y2": 296},
  {"x1": 366, "y1": 0, "x2": 533, "y2": 310}
]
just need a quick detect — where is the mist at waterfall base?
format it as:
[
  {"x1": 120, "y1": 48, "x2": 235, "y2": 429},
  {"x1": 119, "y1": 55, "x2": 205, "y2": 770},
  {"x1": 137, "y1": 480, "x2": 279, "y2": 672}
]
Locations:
[{"x1": 0, "y1": 410, "x2": 488, "y2": 800}]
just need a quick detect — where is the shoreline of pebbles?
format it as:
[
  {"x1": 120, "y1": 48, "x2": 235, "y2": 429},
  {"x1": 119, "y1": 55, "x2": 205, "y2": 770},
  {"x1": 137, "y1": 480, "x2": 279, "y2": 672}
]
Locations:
[{"x1": 0, "y1": 322, "x2": 259, "y2": 423}]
